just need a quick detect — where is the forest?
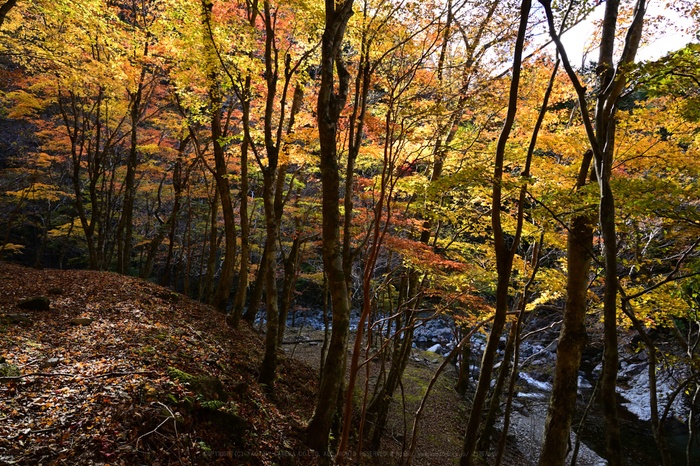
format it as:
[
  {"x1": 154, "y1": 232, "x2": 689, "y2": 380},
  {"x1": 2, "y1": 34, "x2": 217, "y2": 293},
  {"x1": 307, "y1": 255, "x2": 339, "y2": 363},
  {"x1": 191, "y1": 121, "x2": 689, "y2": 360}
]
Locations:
[{"x1": 0, "y1": 0, "x2": 699, "y2": 464}]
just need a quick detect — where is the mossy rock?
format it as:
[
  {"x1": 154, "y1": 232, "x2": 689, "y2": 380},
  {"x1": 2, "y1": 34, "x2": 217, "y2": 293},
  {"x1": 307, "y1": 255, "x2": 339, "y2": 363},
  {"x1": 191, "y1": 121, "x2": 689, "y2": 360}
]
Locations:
[
  {"x1": 200, "y1": 406, "x2": 248, "y2": 442},
  {"x1": 17, "y1": 296, "x2": 50, "y2": 311},
  {"x1": 167, "y1": 367, "x2": 226, "y2": 400},
  {"x1": 0, "y1": 363, "x2": 20, "y2": 378},
  {"x1": 1, "y1": 314, "x2": 32, "y2": 324}
]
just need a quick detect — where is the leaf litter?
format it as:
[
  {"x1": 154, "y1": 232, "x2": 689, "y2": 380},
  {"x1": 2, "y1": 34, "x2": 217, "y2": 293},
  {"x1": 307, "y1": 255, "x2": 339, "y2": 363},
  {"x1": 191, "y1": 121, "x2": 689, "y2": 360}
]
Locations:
[{"x1": 0, "y1": 262, "x2": 320, "y2": 465}]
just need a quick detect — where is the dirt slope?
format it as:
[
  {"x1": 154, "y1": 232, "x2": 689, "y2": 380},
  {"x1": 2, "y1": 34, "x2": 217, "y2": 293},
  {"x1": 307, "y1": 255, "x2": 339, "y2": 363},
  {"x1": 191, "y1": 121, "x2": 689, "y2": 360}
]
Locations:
[{"x1": 0, "y1": 262, "x2": 319, "y2": 465}]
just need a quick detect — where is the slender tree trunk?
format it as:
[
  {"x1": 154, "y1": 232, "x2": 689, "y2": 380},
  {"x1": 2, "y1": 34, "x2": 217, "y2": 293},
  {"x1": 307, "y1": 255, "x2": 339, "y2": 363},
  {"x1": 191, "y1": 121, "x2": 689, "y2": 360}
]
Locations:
[
  {"x1": 479, "y1": 320, "x2": 517, "y2": 451},
  {"x1": 242, "y1": 241, "x2": 267, "y2": 324},
  {"x1": 229, "y1": 2, "x2": 259, "y2": 325},
  {"x1": 460, "y1": 1, "x2": 531, "y2": 463},
  {"x1": 58, "y1": 211, "x2": 75, "y2": 269},
  {"x1": 203, "y1": 189, "x2": 220, "y2": 304},
  {"x1": 620, "y1": 295, "x2": 673, "y2": 466},
  {"x1": 539, "y1": 1, "x2": 647, "y2": 462},
  {"x1": 117, "y1": 39, "x2": 149, "y2": 275},
  {"x1": 277, "y1": 236, "x2": 302, "y2": 345},
  {"x1": 306, "y1": 0, "x2": 355, "y2": 453},
  {"x1": 258, "y1": 171, "x2": 279, "y2": 389},
  {"x1": 202, "y1": 0, "x2": 237, "y2": 312},
  {"x1": 229, "y1": 137, "x2": 250, "y2": 327},
  {"x1": 140, "y1": 139, "x2": 190, "y2": 280}
]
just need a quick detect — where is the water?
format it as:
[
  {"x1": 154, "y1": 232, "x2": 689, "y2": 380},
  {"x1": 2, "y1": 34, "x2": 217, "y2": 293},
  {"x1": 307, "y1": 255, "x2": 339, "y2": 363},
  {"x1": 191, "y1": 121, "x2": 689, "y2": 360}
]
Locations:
[{"x1": 574, "y1": 390, "x2": 700, "y2": 465}]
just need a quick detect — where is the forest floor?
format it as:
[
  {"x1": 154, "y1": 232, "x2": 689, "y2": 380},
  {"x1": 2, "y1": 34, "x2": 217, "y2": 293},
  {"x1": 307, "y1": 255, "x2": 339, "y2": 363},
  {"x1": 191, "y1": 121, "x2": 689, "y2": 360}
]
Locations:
[
  {"x1": 0, "y1": 262, "x2": 320, "y2": 465},
  {"x1": 0, "y1": 261, "x2": 601, "y2": 465}
]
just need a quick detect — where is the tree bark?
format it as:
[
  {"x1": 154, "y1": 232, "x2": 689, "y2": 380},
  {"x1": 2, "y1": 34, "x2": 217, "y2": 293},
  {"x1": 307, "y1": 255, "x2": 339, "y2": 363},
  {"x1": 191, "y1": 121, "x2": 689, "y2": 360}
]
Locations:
[
  {"x1": 306, "y1": 0, "x2": 355, "y2": 453},
  {"x1": 117, "y1": 36, "x2": 150, "y2": 275},
  {"x1": 539, "y1": 214, "x2": 593, "y2": 466},
  {"x1": 0, "y1": 0, "x2": 17, "y2": 29},
  {"x1": 202, "y1": 0, "x2": 237, "y2": 312},
  {"x1": 539, "y1": 1, "x2": 647, "y2": 462},
  {"x1": 460, "y1": 1, "x2": 531, "y2": 463}
]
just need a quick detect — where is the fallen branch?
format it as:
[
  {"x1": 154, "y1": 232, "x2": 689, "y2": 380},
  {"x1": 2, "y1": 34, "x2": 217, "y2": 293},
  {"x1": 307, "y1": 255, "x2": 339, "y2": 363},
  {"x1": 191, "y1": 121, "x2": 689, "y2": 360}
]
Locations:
[
  {"x1": 281, "y1": 339, "x2": 324, "y2": 345},
  {"x1": 5, "y1": 426, "x2": 61, "y2": 440},
  {"x1": 0, "y1": 370, "x2": 158, "y2": 382}
]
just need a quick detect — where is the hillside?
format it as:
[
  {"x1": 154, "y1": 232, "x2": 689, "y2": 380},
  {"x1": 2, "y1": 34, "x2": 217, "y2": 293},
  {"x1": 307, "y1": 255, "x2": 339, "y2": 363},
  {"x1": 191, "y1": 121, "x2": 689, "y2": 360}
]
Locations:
[{"x1": 0, "y1": 262, "x2": 320, "y2": 465}]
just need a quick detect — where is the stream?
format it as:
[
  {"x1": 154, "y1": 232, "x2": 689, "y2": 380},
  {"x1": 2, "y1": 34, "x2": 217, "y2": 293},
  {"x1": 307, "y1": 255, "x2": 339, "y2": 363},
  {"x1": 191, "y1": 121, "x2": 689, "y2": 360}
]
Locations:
[
  {"x1": 574, "y1": 389, "x2": 700, "y2": 466},
  {"x1": 282, "y1": 307, "x2": 700, "y2": 464}
]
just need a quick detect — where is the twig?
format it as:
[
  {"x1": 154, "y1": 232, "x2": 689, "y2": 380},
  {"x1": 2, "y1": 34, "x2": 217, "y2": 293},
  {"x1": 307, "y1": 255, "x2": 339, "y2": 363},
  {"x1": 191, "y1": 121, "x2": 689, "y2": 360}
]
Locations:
[
  {"x1": 157, "y1": 401, "x2": 185, "y2": 465},
  {"x1": 520, "y1": 339, "x2": 558, "y2": 368},
  {"x1": 521, "y1": 319, "x2": 563, "y2": 341},
  {"x1": 136, "y1": 417, "x2": 171, "y2": 451}
]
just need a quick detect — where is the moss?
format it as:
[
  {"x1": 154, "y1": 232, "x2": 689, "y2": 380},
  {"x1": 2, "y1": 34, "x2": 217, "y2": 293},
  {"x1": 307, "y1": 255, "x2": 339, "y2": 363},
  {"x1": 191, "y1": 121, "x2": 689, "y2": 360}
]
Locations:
[
  {"x1": 167, "y1": 367, "x2": 198, "y2": 385},
  {"x1": 201, "y1": 400, "x2": 226, "y2": 410},
  {"x1": 167, "y1": 367, "x2": 226, "y2": 400},
  {"x1": 0, "y1": 363, "x2": 20, "y2": 378}
]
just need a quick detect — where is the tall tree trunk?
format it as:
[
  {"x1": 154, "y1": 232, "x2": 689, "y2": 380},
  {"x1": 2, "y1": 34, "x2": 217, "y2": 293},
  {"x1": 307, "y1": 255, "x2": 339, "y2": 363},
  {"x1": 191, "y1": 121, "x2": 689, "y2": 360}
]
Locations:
[
  {"x1": 539, "y1": 213, "x2": 593, "y2": 465},
  {"x1": 306, "y1": 0, "x2": 355, "y2": 453},
  {"x1": 460, "y1": 1, "x2": 531, "y2": 462},
  {"x1": 258, "y1": 170, "x2": 279, "y2": 389},
  {"x1": 202, "y1": 0, "x2": 237, "y2": 312},
  {"x1": 229, "y1": 2, "x2": 259, "y2": 326},
  {"x1": 229, "y1": 137, "x2": 249, "y2": 327},
  {"x1": 539, "y1": 1, "x2": 647, "y2": 462},
  {"x1": 117, "y1": 38, "x2": 149, "y2": 275}
]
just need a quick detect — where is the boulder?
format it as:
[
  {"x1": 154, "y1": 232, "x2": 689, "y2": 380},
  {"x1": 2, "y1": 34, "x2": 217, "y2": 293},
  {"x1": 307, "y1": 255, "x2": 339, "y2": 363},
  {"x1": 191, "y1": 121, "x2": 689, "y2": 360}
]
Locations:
[
  {"x1": 48, "y1": 287, "x2": 64, "y2": 295},
  {"x1": 17, "y1": 296, "x2": 50, "y2": 311},
  {"x1": 426, "y1": 343, "x2": 442, "y2": 354},
  {"x1": 167, "y1": 367, "x2": 226, "y2": 400},
  {"x1": 39, "y1": 358, "x2": 60, "y2": 369},
  {"x1": 0, "y1": 363, "x2": 20, "y2": 378},
  {"x1": 70, "y1": 318, "x2": 94, "y2": 326}
]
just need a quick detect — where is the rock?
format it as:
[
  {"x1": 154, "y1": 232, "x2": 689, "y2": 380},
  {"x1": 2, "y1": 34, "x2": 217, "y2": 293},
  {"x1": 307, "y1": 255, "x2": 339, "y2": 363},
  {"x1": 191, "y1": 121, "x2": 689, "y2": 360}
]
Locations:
[
  {"x1": 48, "y1": 287, "x2": 64, "y2": 295},
  {"x1": 40, "y1": 358, "x2": 60, "y2": 369},
  {"x1": 200, "y1": 406, "x2": 248, "y2": 442},
  {"x1": 167, "y1": 367, "x2": 226, "y2": 400},
  {"x1": 426, "y1": 343, "x2": 442, "y2": 354},
  {"x1": 17, "y1": 296, "x2": 50, "y2": 311},
  {"x1": 70, "y1": 318, "x2": 94, "y2": 326},
  {"x1": 1, "y1": 314, "x2": 32, "y2": 324},
  {"x1": 578, "y1": 376, "x2": 593, "y2": 389},
  {"x1": 0, "y1": 363, "x2": 20, "y2": 378},
  {"x1": 308, "y1": 341, "x2": 318, "y2": 346}
]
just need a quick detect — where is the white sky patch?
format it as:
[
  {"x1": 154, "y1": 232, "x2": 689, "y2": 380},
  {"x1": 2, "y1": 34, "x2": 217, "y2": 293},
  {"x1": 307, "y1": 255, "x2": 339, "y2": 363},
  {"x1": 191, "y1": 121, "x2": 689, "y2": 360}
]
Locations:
[{"x1": 556, "y1": 0, "x2": 696, "y2": 66}]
